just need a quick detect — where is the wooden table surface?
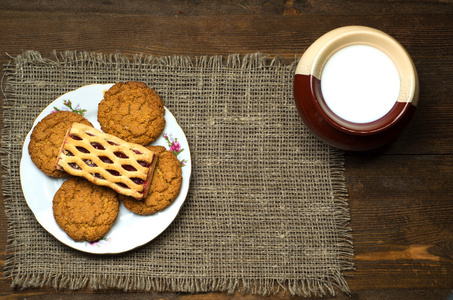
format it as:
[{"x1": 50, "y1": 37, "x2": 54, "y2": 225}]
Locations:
[{"x1": 1, "y1": 1, "x2": 452, "y2": 299}]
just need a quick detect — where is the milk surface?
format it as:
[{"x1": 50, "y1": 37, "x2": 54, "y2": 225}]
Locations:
[{"x1": 320, "y1": 45, "x2": 400, "y2": 123}]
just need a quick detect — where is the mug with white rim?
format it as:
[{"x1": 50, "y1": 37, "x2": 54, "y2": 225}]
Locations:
[{"x1": 293, "y1": 25, "x2": 419, "y2": 151}]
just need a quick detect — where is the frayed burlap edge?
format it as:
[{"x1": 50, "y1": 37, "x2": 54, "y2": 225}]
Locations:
[
  {"x1": 9, "y1": 274, "x2": 349, "y2": 297},
  {"x1": 5, "y1": 50, "x2": 295, "y2": 74},
  {"x1": 1, "y1": 50, "x2": 354, "y2": 297},
  {"x1": 2, "y1": 57, "x2": 19, "y2": 286}
]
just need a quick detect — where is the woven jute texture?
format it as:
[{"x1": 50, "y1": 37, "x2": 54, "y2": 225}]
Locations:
[{"x1": 2, "y1": 51, "x2": 354, "y2": 297}]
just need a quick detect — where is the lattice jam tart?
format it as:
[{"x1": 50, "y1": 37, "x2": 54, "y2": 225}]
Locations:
[{"x1": 56, "y1": 123, "x2": 158, "y2": 199}]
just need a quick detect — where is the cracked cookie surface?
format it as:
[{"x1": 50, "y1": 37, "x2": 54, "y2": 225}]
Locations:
[
  {"x1": 121, "y1": 146, "x2": 182, "y2": 215},
  {"x1": 53, "y1": 177, "x2": 120, "y2": 242},
  {"x1": 28, "y1": 111, "x2": 93, "y2": 177},
  {"x1": 97, "y1": 81, "x2": 166, "y2": 145}
]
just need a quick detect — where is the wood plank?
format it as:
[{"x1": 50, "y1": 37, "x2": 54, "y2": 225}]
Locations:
[
  {"x1": 346, "y1": 154, "x2": 453, "y2": 289},
  {"x1": 1, "y1": 0, "x2": 452, "y2": 16},
  {"x1": 1, "y1": 12, "x2": 452, "y2": 154},
  {"x1": 1, "y1": 289, "x2": 451, "y2": 299},
  {"x1": 1, "y1": 11, "x2": 453, "y2": 59}
]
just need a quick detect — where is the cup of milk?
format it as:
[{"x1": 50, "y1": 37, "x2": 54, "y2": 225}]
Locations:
[{"x1": 294, "y1": 26, "x2": 419, "y2": 151}]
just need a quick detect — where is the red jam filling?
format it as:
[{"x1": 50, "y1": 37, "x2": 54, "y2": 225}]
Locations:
[
  {"x1": 99, "y1": 156, "x2": 113, "y2": 164},
  {"x1": 76, "y1": 146, "x2": 89, "y2": 154},
  {"x1": 116, "y1": 182, "x2": 129, "y2": 189},
  {"x1": 69, "y1": 134, "x2": 82, "y2": 140},
  {"x1": 138, "y1": 160, "x2": 150, "y2": 168},
  {"x1": 83, "y1": 159, "x2": 97, "y2": 167},
  {"x1": 91, "y1": 142, "x2": 105, "y2": 150},
  {"x1": 106, "y1": 169, "x2": 120, "y2": 176},
  {"x1": 69, "y1": 163, "x2": 81, "y2": 170},
  {"x1": 131, "y1": 177, "x2": 145, "y2": 185},
  {"x1": 93, "y1": 173, "x2": 105, "y2": 180},
  {"x1": 114, "y1": 151, "x2": 128, "y2": 159},
  {"x1": 122, "y1": 164, "x2": 137, "y2": 172}
]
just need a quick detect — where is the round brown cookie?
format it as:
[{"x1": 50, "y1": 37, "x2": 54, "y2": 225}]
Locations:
[
  {"x1": 121, "y1": 145, "x2": 182, "y2": 215},
  {"x1": 53, "y1": 177, "x2": 120, "y2": 242},
  {"x1": 97, "y1": 82, "x2": 166, "y2": 145},
  {"x1": 28, "y1": 111, "x2": 93, "y2": 178}
]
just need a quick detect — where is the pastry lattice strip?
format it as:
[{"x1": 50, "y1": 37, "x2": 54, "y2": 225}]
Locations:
[{"x1": 56, "y1": 123, "x2": 158, "y2": 199}]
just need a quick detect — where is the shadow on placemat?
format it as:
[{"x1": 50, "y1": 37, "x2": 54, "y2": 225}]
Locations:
[{"x1": 1, "y1": 50, "x2": 354, "y2": 297}]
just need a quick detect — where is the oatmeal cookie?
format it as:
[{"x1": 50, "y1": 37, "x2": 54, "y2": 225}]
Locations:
[
  {"x1": 121, "y1": 146, "x2": 182, "y2": 215},
  {"x1": 97, "y1": 82, "x2": 166, "y2": 145},
  {"x1": 53, "y1": 177, "x2": 120, "y2": 242},
  {"x1": 28, "y1": 111, "x2": 93, "y2": 177}
]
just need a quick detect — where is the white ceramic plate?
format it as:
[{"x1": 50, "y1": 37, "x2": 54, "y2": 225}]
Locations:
[{"x1": 20, "y1": 84, "x2": 191, "y2": 254}]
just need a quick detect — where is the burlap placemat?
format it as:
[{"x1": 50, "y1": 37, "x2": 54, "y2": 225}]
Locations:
[{"x1": 2, "y1": 51, "x2": 353, "y2": 297}]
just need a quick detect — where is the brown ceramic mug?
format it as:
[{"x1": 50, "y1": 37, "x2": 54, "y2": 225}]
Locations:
[{"x1": 294, "y1": 26, "x2": 419, "y2": 151}]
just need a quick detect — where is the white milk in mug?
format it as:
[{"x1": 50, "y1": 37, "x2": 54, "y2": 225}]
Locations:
[{"x1": 320, "y1": 45, "x2": 401, "y2": 124}]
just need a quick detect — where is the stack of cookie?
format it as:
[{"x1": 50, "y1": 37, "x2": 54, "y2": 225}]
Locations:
[{"x1": 28, "y1": 82, "x2": 183, "y2": 243}]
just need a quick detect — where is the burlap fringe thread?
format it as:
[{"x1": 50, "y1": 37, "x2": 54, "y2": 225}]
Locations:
[
  {"x1": 5, "y1": 49, "x2": 293, "y2": 73},
  {"x1": 2, "y1": 50, "x2": 354, "y2": 297},
  {"x1": 8, "y1": 273, "x2": 350, "y2": 297}
]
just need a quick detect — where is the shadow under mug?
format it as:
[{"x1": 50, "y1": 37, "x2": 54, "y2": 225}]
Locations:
[{"x1": 294, "y1": 26, "x2": 419, "y2": 151}]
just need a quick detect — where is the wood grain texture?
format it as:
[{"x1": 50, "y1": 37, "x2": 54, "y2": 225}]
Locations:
[
  {"x1": 1, "y1": 11, "x2": 453, "y2": 155},
  {"x1": 1, "y1": 0, "x2": 453, "y2": 15},
  {"x1": 1, "y1": 1, "x2": 453, "y2": 299},
  {"x1": 346, "y1": 155, "x2": 453, "y2": 289}
]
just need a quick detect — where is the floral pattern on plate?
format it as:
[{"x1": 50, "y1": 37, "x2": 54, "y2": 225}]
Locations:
[
  {"x1": 163, "y1": 133, "x2": 188, "y2": 167},
  {"x1": 51, "y1": 99, "x2": 87, "y2": 116}
]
